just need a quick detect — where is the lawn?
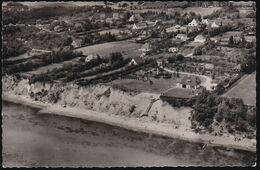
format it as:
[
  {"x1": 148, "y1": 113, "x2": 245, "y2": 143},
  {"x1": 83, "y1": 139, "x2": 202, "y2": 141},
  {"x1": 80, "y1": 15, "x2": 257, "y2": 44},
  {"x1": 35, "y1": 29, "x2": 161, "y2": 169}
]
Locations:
[
  {"x1": 25, "y1": 57, "x2": 81, "y2": 75},
  {"x1": 103, "y1": 76, "x2": 185, "y2": 94},
  {"x1": 223, "y1": 72, "x2": 256, "y2": 106},
  {"x1": 74, "y1": 40, "x2": 143, "y2": 58}
]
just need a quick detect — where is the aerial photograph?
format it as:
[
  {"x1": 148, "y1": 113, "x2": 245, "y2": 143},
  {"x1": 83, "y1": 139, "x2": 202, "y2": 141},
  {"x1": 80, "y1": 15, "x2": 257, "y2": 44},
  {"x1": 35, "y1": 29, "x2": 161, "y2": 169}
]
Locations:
[{"x1": 2, "y1": 0, "x2": 257, "y2": 167}]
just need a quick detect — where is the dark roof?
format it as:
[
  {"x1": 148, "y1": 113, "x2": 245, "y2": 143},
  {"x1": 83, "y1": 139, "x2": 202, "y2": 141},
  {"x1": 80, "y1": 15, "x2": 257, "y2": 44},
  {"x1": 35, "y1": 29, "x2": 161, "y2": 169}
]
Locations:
[
  {"x1": 180, "y1": 76, "x2": 200, "y2": 86},
  {"x1": 161, "y1": 88, "x2": 197, "y2": 99},
  {"x1": 132, "y1": 57, "x2": 144, "y2": 65}
]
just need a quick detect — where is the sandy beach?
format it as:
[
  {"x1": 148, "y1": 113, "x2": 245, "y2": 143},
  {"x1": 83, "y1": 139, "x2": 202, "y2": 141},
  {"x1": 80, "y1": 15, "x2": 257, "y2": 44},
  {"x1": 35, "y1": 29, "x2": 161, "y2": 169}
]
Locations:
[{"x1": 2, "y1": 93, "x2": 256, "y2": 153}]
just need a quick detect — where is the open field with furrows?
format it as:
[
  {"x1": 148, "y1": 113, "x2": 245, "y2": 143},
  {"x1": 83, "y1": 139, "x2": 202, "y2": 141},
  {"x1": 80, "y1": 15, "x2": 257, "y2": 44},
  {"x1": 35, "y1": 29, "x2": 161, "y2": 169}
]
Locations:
[
  {"x1": 103, "y1": 75, "x2": 186, "y2": 94},
  {"x1": 181, "y1": 7, "x2": 222, "y2": 16},
  {"x1": 223, "y1": 72, "x2": 256, "y2": 106},
  {"x1": 75, "y1": 40, "x2": 143, "y2": 58}
]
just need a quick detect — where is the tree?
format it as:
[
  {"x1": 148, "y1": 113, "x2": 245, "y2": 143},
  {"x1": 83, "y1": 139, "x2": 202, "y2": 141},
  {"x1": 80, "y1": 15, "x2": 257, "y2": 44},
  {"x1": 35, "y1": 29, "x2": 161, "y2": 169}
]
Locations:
[{"x1": 109, "y1": 52, "x2": 123, "y2": 64}]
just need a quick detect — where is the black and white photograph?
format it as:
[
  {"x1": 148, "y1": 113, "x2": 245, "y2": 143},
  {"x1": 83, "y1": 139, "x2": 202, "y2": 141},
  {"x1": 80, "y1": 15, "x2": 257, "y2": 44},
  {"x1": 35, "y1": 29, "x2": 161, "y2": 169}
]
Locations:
[{"x1": 2, "y1": 0, "x2": 257, "y2": 167}]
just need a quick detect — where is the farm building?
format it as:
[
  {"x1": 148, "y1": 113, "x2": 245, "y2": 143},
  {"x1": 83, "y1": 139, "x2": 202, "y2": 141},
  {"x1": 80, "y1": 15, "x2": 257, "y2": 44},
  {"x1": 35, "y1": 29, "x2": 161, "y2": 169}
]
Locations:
[
  {"x1": 177, "y1": 76, "x2": 201, "y2": 89},
  {"x1": 128, "y1": 57, "x2": 144, "y2": 66}
]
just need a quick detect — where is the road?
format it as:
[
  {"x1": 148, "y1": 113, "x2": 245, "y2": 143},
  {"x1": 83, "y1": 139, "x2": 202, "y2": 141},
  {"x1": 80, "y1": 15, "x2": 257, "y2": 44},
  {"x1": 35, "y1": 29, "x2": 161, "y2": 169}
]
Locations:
[{"x1": 162, "y1": 67, "x2": 217, "y2": 91}]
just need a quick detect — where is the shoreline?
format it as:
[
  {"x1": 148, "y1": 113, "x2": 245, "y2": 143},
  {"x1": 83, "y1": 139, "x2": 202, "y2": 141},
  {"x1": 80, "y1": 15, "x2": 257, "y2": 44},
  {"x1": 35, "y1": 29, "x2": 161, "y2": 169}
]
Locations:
[{"x1": 2, "y1": 93, "x2": 256, "y2": 153}]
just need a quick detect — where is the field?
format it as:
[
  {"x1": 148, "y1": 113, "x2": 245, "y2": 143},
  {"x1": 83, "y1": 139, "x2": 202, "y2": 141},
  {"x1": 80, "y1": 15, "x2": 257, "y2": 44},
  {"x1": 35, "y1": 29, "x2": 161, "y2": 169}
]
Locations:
[
  {"x1": 75, "y1": 40, "x2": 143, "y2": 58},
  {"x1": 103, "y1": 76, "x2": 185, "y2": 94},
  {"x1": 25, "y1": 58, "x2": 80, "y2": 75},
  {"x1": 181, "y1": 7, "x2": 222, "y2": 16},
  {"x1": 223, "y1": 73, "x2": 256, "y2": 106}
]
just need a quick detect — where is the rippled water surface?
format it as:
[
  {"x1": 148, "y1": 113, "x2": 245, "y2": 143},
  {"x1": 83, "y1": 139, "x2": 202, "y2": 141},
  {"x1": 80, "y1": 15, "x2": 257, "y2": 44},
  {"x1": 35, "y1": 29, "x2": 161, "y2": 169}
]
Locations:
[{"x1": 2, "y1": 101, "x2": 256, "y2": 167}]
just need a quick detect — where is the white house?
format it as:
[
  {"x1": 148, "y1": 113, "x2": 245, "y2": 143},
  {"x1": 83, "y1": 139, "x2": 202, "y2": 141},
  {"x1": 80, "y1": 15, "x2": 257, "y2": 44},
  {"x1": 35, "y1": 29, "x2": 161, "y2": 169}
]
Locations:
[
  {"x1": 194, "y1": 35, "x2": 206, "y2": 43},
  {"x1": 71, "y1": 39, "x2": 83, "y2": 48},
  {"x1": 176, "y1": 34, "x2": 188, "y2": 41},
  {"x1": 168, "y1": 47, "x2": 179, "y2": 53},
  {"x1": 128, "y1": 57, "x2": 144, "y2": 66},
  {"x1": 201, "y1": 19, "x2": 209, "y2": 25},
  {"x1": 211, "y1": 22, "x2": 219, "y2": 28},
  {"x1": 188, "y1": 19, "x2": 199, "y2": 27},
  {"x1": 85, "y1": 54, "x2": 99, "y2": 62}
]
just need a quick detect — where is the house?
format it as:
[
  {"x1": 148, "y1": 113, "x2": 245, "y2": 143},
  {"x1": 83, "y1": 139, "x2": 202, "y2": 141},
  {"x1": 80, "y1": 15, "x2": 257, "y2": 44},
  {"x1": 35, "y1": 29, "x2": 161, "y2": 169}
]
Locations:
[
  {"x1": 176, "y1": 34, "x2": 188, "y2": 41},
  {"x1": 201, "y1": 19, "x2": 209, "y2": 25},
  {"x1": 211, "y1": 22, "x2": 219, "y2": 28},
  {"x1": 232, "y1": 64, "x2": 241, "y2": 72},
  {"x1": 129, "y1": 14, "x2": 143, "y2": 22},
  {"x1": 177, "y1": 76, "x2": 200, "y2": 89},
  {"x1": 128, "y1": 57, "x2": 144, "y2": 66},
  {"x1": 188, "y1": 19, "x2": 199, "y2": 27},
  {"x1": 85, "y1": 54, "x2": 100, "y2": 62},
  {"x1": 132, "y1": 23, "x2": 148, "y2": 30},
  {"x1": 71, "y1": 39, "x2": 83, "y2": 48},
  {"x1": 194, "y1": 35, "x2": 206, "y2": 43},
  {"x1": 168, "y1": 47, "x2": 178, "y2": 53},
  {"x1": 139, "y1": 43, "x2": 153, "y2": 53}
]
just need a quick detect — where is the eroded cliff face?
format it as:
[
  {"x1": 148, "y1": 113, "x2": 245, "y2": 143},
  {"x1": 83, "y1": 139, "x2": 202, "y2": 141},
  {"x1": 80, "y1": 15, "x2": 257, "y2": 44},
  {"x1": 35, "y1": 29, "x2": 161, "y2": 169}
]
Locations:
[{"x1": 2, "y1": 75, "x2": 191, "y2": 128}]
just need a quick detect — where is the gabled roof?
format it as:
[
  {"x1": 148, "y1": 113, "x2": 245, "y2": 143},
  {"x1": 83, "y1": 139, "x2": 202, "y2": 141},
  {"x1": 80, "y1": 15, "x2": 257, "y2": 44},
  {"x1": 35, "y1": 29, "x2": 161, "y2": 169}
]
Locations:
[
  {"x1": 195, "y1": 34, "x2": 206, "y2": 40},
  {"x1": 131, "y1": 57, "x2": 144, "y2": 65},
  {"x1": 233, "y1": 64, "x2": 241, "y2": 70}
]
